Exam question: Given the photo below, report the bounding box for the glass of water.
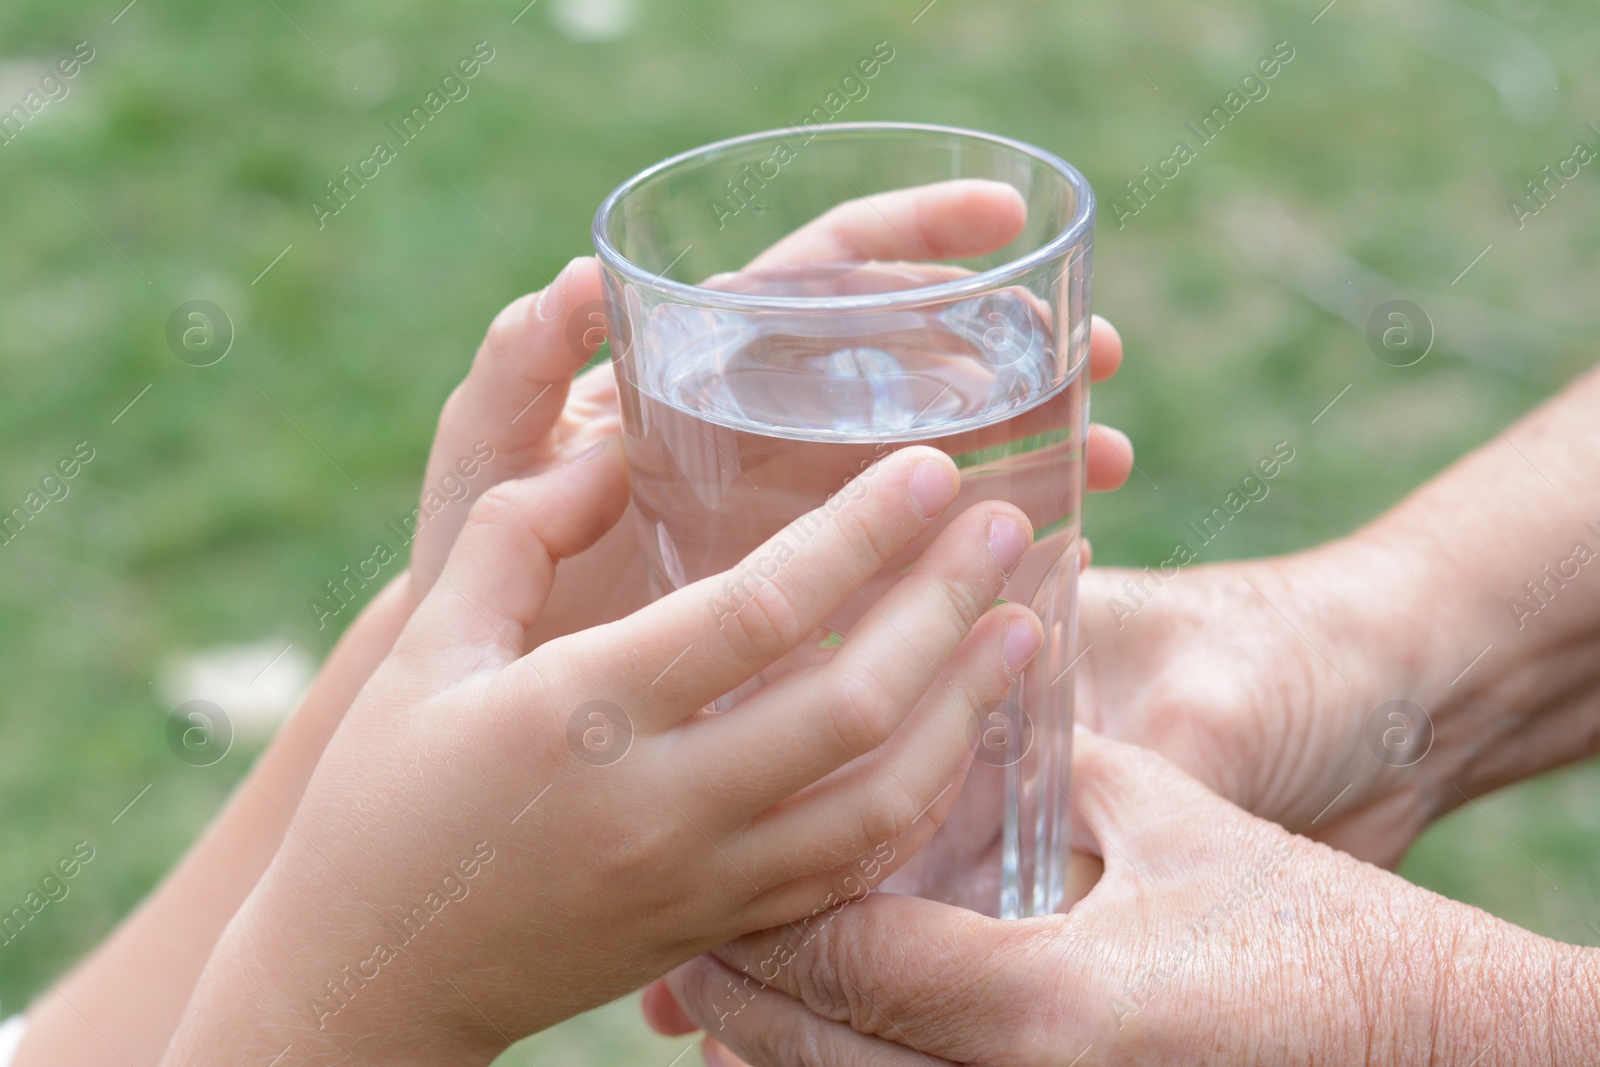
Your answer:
[592,122,1094,919]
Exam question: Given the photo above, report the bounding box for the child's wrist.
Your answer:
[167,890,505,1067]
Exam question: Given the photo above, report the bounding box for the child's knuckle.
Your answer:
[822,665,901,756]
[830,498,902,569]
[480,293,536,366]
[464,482,525,530]
[857,775,920,851]
[930,569,992,632]
[724,580,808,660]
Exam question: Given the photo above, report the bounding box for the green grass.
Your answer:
[2,0,1598,1056]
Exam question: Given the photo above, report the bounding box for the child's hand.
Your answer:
[162,442,1042,1067]
[407,180,1133,643]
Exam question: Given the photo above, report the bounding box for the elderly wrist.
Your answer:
[1421,914,1600,1066]
[1298,529,1456,699]
[1337,874,1600,1067]
[1345,473,1600,808]
[1310,528,1492,814]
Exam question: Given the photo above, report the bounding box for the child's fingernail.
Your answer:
[988,515,1028,579]
[536,257,586,322]
[1101,425,1133,459]
[1002,619,1042,675]
[908,459,958,520]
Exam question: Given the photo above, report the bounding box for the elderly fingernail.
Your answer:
[536,257,585,322]
[988,515,1028,578]
[1003,619,1042,675]
[909,459,958,520]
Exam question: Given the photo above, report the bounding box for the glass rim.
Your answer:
[591,121,1095,313]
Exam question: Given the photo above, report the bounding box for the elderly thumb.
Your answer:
[1068,725,1233,879]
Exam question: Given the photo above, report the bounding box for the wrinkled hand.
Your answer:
[630,543,1440,1019]
[1076,541,1445,870]
[658,730,1600,1067]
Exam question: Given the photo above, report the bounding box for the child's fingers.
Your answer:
[410,256,605,594]
[403,438,630,669]
[733,765,967,934]
[1084,316,1130,493]
[1086,424,1134,492]
[1089,314,1122,383]
[524,446,961,726]
[675,502,1031,825]
[454,256,605,450]
[745,179,1026,270]
[565,357,623,418]
[735,604,1042,885]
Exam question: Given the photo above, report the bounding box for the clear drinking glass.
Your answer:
[592,122,1094,919]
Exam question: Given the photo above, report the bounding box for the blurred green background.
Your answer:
[1,0,1597,1058]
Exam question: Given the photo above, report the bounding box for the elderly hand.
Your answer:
[643,325,1600,1067]
[1074,542,1441,870]
[661,730,1600,1067]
